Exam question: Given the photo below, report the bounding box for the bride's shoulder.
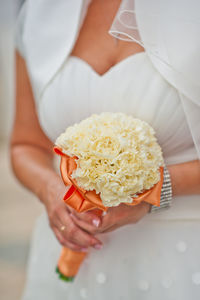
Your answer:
[15,0,84,98]
[15,0,83,56]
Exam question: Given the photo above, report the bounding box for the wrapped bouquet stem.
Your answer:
[54,113,164,280]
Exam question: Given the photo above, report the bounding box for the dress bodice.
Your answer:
[37,52,198,165]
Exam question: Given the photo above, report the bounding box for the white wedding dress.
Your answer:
[20,50,200,300]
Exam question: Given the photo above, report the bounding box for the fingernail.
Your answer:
[94,244,102,250]
[81,248,88,252]
[92,219,100,227]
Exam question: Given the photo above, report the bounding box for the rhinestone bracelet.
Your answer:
[150,166,172,213]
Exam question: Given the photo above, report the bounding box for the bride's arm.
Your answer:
[11,52,57,199]
[168,160,200,196]
[10,51,102,251]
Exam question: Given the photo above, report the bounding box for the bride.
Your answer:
[11,0,200,299]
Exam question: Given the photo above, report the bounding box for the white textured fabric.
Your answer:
[15,1,200,299]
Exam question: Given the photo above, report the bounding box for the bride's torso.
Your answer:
[17,3,200,299]
[27,0,199,219]
[38,51,200,220]
[39,51,197,166]
[35,0,198,164]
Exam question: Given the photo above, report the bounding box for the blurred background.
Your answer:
[0,1,43,299]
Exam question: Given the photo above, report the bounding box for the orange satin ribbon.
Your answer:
[54,146,164,277]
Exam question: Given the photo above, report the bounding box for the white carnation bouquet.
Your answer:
[54,112,164,281]
[55,112,164,207]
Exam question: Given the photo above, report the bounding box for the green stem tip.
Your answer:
[56,266,74,282]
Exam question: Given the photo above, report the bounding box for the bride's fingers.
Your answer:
[70,213,100,235]
[96,205,130,232]
[69,207,120,234]
[68,207,101,228]
[98,203,151,234]
[58,210,103,249]
[53,227,88,252]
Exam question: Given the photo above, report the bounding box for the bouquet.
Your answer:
[54,112,164,281]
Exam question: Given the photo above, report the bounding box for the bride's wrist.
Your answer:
[36,171,66,208]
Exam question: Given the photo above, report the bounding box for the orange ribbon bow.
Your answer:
[54,146,164,278]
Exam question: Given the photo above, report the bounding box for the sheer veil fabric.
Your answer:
[110,0,200,160]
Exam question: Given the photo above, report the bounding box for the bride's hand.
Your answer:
[98,202,150,233]
[70,202,150,235]
[41,174,103,251]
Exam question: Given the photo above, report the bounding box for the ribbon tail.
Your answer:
[63,185,85,211]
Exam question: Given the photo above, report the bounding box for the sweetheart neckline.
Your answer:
[69,51,146,78]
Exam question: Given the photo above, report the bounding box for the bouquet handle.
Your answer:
[57,247,87,280]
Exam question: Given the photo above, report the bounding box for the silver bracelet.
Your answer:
[150,166,172,213]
